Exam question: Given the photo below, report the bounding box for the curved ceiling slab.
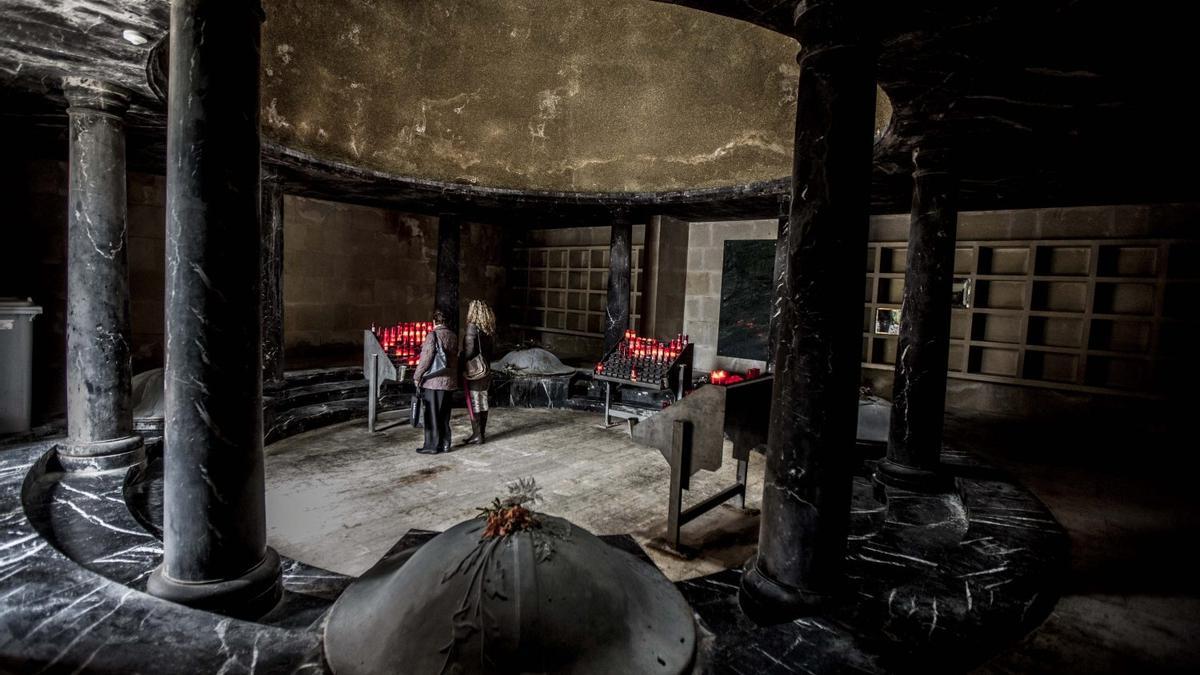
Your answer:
[261,0,804,194]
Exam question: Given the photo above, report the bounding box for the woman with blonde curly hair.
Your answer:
[459,299,496,445]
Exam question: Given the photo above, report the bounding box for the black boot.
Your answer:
[474,411,488,445]
[462,418,480,446]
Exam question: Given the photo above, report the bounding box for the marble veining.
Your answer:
[603,221,632,353]
[0,441,335,673]
[680,455,1067,674]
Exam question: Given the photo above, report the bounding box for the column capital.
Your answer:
[62,77,131,116]
[793,0,873,48]
[261,166,283,187]
[609,206,635,225]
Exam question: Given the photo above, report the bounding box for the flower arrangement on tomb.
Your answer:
[477,476,543,538]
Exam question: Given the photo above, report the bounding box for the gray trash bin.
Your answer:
[0,298,43,435]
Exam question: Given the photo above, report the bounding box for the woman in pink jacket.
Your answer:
[412,310,459,454]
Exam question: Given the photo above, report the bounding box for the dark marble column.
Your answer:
[435,216,462,333]
[261,174,285,385]
[604,219,633,353]
[766,207,789,371]
[876,146,959,492]
[740,0,877,621]
[59,78,145,472]
[147,0,282,618]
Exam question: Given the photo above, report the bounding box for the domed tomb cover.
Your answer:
[324,480,697,674]
[492,348,577,376]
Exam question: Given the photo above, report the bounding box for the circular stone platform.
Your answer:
[2,404,1067,673]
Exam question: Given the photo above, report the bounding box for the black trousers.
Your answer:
[421,389,452,451]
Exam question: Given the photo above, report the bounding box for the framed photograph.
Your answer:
[951,277,973,309]
[874,307,901,335]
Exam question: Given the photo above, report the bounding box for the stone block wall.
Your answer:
[282,195,439,361]
[460,220,510,337]
[1,159,167,422]
[682,203,1198,423]
[683,219,779,373]
[126,174,167,373]
[508,225,646,362]
[4,156,504,420]
[862,202,1199,416]
[519,225,643,249]
[3,159,71,421]
[282,202,506,363]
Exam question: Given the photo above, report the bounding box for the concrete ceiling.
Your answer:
[1,0,1197,224]
[262,0,818,194]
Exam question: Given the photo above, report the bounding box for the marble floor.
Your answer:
[955,413,1200,674]
[264,407,766,581]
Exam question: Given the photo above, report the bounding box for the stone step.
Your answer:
[267,379,369,409]
[265,395,411,445]
[269,366,364,391]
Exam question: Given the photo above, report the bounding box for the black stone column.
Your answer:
[740,0,877,621]
[603,219,633,353]
[875,146,958,492]
[766,207,789,370]
[261,174,285,385]
[147,0,282,618]
[435,216,462,333]
[60,78,145,472]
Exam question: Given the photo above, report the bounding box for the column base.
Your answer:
[738,555,830,624]
[873,458,955,493]
[57,434,145,472]
[147,548,283,619]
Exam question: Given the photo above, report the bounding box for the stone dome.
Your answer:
[323,514,697,674]
[493,348,577,376]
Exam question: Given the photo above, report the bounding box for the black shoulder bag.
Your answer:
[421,331,449,384]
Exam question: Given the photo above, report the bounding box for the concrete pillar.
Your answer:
[876,146,958,492]
[60,78,145,472]
[740,0,877,621]
[435,216,462,333]
[604,219,633,353]
[641,216,689,340]
[147,0,282,618]
[261,174,285,384]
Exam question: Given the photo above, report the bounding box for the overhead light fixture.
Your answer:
[122,29,149,46]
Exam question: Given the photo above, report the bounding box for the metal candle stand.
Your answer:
[592,330,770,554]
[363,325,433,432]
[592,334,695,428]
[627,375,772,553]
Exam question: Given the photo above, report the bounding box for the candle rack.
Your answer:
[592,330,694,427]
[362,321,434,432]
